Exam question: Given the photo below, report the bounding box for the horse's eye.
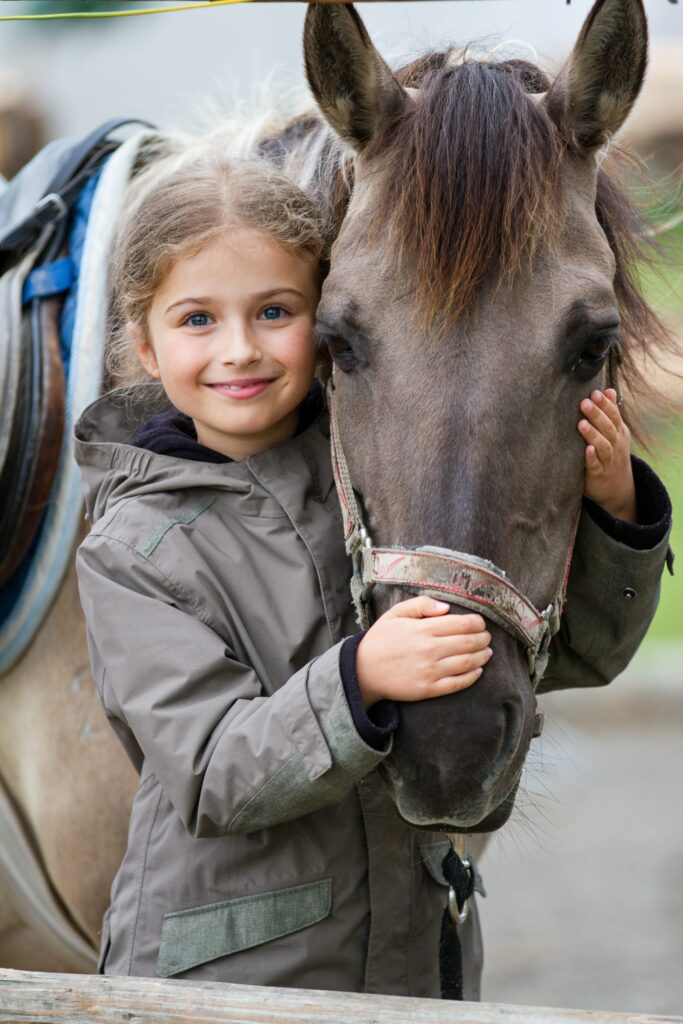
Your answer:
[316,325,357,373]
[571,332,619,381]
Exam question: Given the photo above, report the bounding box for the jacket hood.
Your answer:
[74,384,328,525]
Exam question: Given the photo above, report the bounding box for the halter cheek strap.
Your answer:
[327,376,580,684]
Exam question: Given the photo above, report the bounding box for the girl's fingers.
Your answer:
[441,629,491,653]
[385,595,450,620]
[580,397,618,444]
[432,630,491,657]
[592,389,623,430]
[578,418,612,462]
[422,613,488,636]
[436,648,493,678]
[430,668,485,694]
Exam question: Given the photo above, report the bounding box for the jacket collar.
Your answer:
[74,383,333,525]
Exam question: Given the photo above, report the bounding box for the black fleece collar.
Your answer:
[128,380,325,464]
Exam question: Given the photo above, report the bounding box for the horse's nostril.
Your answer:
[482,700,522,793]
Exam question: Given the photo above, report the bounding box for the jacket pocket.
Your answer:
[156,878,332,978]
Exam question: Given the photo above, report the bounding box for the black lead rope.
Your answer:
[439,849,485,1001]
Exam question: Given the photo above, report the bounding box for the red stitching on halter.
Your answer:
[371,573,540,642]
[372,548,534,608]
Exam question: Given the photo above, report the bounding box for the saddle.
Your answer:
[0,119,153,588]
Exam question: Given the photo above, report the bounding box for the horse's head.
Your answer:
[304,0,650,831]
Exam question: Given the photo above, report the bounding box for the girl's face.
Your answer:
[135,228,320,460]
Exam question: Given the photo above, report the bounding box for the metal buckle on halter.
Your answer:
[348,527,375,626]
[352,528,375,601]
[448,858,471,925]
[527,601,555,677]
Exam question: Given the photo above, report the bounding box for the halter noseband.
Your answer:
[327,376,580,684]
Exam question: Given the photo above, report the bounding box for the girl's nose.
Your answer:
[220,323,261,365]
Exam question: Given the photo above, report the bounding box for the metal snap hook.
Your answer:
[448,885,470,925]
[447,857,472,925]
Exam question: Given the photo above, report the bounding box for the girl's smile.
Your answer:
[205,378,278,399]
[134,227,319,460]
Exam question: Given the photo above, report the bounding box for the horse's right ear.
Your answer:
[304,3,408,152]
[544,0,648,157]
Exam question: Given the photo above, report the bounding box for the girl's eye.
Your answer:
[184,312,212,329]
[261,305,286,321]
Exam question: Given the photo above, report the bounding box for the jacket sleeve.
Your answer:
[76,532,391,838]
[537,458,672,694]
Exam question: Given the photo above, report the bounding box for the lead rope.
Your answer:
[439,846,486,1000]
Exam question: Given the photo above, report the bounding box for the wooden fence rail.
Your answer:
[0,970,682,1024]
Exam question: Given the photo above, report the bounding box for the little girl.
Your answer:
[75,151,671,996]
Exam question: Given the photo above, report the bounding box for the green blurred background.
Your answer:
[641,219,682,639]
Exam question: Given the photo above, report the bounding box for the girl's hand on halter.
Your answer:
[578,388,637,524]
[355,597,491,709]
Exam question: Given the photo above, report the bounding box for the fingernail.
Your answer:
[582,400,593,412]
[593,390,603,401]
[475,668,483,677]
[579,420,589,430]
[434,601,450,610]
[485,647,493,656]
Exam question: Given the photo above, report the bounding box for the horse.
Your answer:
[0,0,672,975]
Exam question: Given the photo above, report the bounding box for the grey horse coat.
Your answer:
[74,385,670,995]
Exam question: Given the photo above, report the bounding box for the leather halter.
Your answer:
[327,376,580,683]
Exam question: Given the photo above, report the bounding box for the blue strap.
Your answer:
[22,257,75,303]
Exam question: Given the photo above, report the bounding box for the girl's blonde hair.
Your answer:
[107,151,326,390]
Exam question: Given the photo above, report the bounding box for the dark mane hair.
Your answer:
[354,52,677,437]
[595,147,678,436]
[366,56,563,328]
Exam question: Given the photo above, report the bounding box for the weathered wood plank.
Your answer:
[0,970,682,1024]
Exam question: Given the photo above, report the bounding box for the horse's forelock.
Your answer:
[363,58,565,331]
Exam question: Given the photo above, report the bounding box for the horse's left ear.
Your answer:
[303,3,408,152]
[544,0,648,156]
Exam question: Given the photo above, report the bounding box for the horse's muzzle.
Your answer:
[379,620,536,832]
